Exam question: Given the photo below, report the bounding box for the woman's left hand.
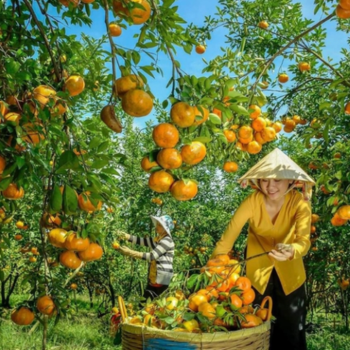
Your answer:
[269,243,294,261]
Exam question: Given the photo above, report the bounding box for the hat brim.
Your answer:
[150,216,172,236]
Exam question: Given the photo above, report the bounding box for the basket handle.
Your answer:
[118,295,128,322]
[260,296,273,321]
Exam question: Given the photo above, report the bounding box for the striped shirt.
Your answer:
[128,234,175,285]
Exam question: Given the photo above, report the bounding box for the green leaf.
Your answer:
[50,185,63,213]
[209,113,221,125]
[230,104,249,116]
[63,185,78,215]
[192,137,212,144]
[56,150,81,174]
[89,137,101,148]
[5,59,20,74]
[98,141,109,153]
[0,177,12,191]
[90,158,109,169]
[186,274,199,290]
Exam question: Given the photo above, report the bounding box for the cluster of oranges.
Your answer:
[141,102,209,201]
[113,0,151,25]
[129,254,271,332]
[331,204,350,227]
[218,104,282,157]
[280,114,307,133]
[336,0,350,19]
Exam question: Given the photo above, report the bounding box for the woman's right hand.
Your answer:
[116,231,130,241]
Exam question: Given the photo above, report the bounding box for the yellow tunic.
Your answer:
[212,190,311,295]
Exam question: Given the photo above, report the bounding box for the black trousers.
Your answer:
[143,284,168,300]
[253,269,307,350]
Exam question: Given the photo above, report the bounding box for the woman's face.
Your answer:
[155,222,166,235]
[259,179,291,202]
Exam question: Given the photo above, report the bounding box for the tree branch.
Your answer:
[22,0,60,82]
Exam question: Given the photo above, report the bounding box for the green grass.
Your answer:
[1,295,349,350]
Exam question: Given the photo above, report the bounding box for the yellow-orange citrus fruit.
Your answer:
[4,112,21,125]
[258,20,269,29]
[157,148,183,169]
[170,102,195,128]
[152,123,179,148]
[33,85,56,108]
[337,205,350,220]
[59,250,82,269]
[195,45,206,54]
[36,296,56,316]
[223,129,237,143]
[148,170,175,193]
[141,156,158,172]
[64,233,90,252]
[121,89,153,117]
[181,141,206,165]
[21,123,45,144]
[261,127,276,142]
[249,105,261,119]
[170,179,198,201]
[0,101,8,116]
[11,307,35,326]
[114,75,144,96]
[331,213,347,226]
[193,106,209,126]
[109,23,122,37]
[2,183,24,200]
[272,121,282,133]
[336,4,350,19]
[78,242,103,262]
[238,125,253,139]
[340,0,350,10]
[0,156,6,174]
[278,73,289,83]
[247,140,262,154]
[298,62,311,72]
[64,75,85,97]
[223,161,238,173]
[251,117,266,132]
[48,228,67,248]
[78,192,102,212]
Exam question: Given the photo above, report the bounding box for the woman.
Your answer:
[212,148,314,350]
[117,215,175,299]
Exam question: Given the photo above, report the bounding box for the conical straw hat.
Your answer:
[238,148,315,200]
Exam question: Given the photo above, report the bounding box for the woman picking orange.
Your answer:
[212,148,314,350]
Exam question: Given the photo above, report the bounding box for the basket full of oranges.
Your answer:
[120,254,273,350]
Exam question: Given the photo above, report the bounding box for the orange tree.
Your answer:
[1,0,350,346]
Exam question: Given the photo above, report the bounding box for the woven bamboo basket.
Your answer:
[121,321,270,350]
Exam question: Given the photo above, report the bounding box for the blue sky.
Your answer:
[41,1,348,128]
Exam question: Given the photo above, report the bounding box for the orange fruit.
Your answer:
[188,294,207,312]
[141,156,158,172]
[311,214,320,223]
[238,126,253,139]
[278,73,289,83]
[59,250,82,269]
[261,127,276,142]
[195,45,206,54]
[230,294,243,309]
[241,314,263,328]
[170,102,195,128]
[2,183,24,200]
[109,23,122,37]
[78,242,103,262]
[48,228,67,248]
[340,0,350,10]
[331,213,347,226]
[64,233,90,252]
[223,161,238,173]
[170,179,198,201]
[32,85,56,108]
[11,307,35,326]
[241,288,255,305]
[148,170,175,193]
[180,141,206,165]
[272,121,282,133]
[78,192,102,212]
[64,75,85,97]
[198,302,216,319]
[336,4,350,19]
[152,123,179,148]
[258,20,268,29]
[235,276,251,293]
[337,205,350,220]
[0,156,6,174]
[247,140,262,155]
[156,148,182,169]
[239,134,253,145]
[193,106,209,126]
[298,62,311,72]
[249,105,261,119]
[114,74,144,96]
[251,117,266,132]
[36,296,56,316]
[0,100,8,116]
[4,112,21,125]
[121,89,153,117]
[223,129,236,143]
